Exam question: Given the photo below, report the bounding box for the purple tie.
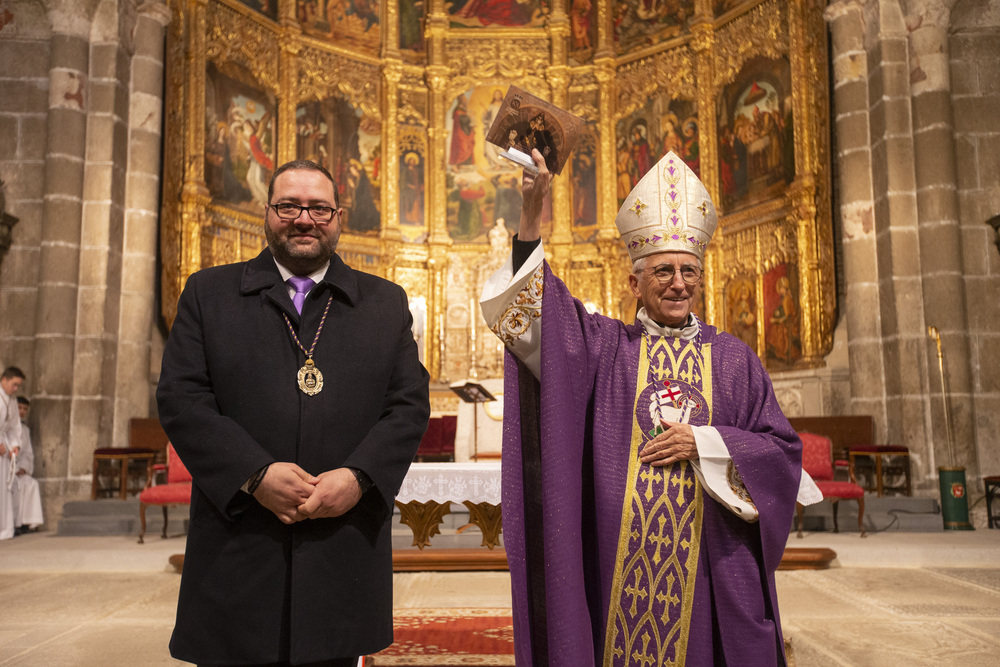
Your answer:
[287,276,315,315]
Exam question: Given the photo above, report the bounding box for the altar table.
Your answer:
[395,462,502,550]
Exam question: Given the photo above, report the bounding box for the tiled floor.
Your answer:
[0,530,997,665]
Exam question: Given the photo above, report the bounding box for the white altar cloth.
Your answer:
[396,462,502,505]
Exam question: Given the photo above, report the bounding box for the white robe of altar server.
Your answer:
[15,422,43,528]
[0,391,22,540]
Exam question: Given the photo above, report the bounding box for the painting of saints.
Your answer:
[616,135,632,202]
[716,59,794,211]
[681,117,700,177]
[204,65,276,213]
[726,278,757,351]
[449,0,544,26]
[482,89,506,169]
[492,173,523,235]
[450,172,487,241]
[449,95,475,166]
[344,158,380,233]
[628,121,651,187]
[400,152,424,226]
[570,0,593,50]
[764,265,801,367]
[572,150,597,229]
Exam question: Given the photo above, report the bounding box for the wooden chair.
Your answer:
[137,443,192,544]
[91,418,170,500]
[797,432,866,538]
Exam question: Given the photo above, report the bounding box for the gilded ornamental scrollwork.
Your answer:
[712,0,789,88]
[161,0,835,375]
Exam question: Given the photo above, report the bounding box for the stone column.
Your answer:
[825,0,889,438]
[114,1,172,452]
[33,0,97,499]
[903,0,978,477]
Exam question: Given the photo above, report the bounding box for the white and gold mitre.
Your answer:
[614,151,718,263]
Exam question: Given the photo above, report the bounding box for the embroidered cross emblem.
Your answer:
[631,632,657,667]
[630,198,648,216]
[659,380,682,406]
[625,566,648,617]
[677,473,694,505]
[655,573,680,624]
[648,515,672,565]
[640,467,660,502]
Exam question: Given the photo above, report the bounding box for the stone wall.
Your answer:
[825,0,999,496]
[0,0,169,525]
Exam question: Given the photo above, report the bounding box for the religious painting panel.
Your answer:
[571,125,599,243]
[297,0,380,51]
[233,0,278,20]
[716,56,794,215]
[446,0,549,28]
[204,62,276,214]
[567,0,596,64]
[398,124,427,243]
[446,86,551,243]
[613,0,695,54]
[399,0,425,52]
[763,262,801,369]
[296,96,381,235]
[724,276,758,353]
[615,96,698,205]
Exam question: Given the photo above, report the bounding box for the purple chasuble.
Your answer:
[500,263,801,666]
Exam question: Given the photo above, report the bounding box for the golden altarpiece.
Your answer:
[160,0,836,405]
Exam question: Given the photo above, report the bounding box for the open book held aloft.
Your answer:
[484,86,585,176]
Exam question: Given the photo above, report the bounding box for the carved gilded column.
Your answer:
[788,0,831,366]
[547,6,573,249]
[180,0,209,285]
[277,13,301,167]
[690,19,718,325]
[381,62,404,245]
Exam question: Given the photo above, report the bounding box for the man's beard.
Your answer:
[265,224,340,267]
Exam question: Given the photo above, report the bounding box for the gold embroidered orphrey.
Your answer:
[297,358,324,396]
[603,334,713,666]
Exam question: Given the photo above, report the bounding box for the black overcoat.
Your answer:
[156,248,430,665]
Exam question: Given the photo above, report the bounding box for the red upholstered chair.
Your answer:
[797,432,866,538]
[138,443,192,544]
[415,415,457,462]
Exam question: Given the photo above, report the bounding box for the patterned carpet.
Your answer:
[374,608,515,666]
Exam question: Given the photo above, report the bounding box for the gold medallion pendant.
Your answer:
[297,358,324,396]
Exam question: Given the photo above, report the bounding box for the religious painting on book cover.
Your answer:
[725,276,758,353]
[763,263,801,368]
[204,63,276,213]
[297,0,380,50]
[716,56,795,214]
[446,0,549,27]
[296,96,381,235]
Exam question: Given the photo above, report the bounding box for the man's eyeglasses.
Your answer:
[269,202,338,223]
[646,263,703,285]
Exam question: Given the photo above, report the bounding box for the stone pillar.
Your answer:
[33,0,97,500]
[904,0,978,477]
[114,1,171,450]
[864,0,939,479]
[825,0,889,438]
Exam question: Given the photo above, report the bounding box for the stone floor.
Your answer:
[0,530,996,666]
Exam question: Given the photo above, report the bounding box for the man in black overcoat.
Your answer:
[157,159,430,666]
